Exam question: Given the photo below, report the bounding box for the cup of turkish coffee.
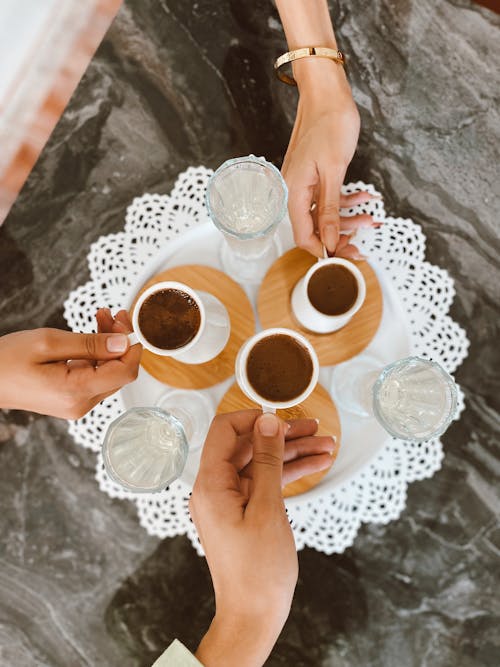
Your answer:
[235,327,319,411]
[131,281,230,364]
[291,258,366,334]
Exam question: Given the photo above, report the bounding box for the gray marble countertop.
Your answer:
[1,1,499,665]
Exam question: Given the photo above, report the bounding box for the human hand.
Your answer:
[282,65,380,258]
[191,410,336,667]
[0,309,141,419]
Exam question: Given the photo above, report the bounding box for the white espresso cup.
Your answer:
[291,257,366,334]
[129,281,230,364]
[235,327,319,413]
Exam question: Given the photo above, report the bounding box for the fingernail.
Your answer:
[319,457,333,470]
[314,418,320,425]
[322,224,338,250]
[258,413,279,436]
[106,334,128,353]
[285,423,291,433]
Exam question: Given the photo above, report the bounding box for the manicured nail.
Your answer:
[319,458,333,470]
[106,334,128,353]
[323,224,338,250]
[258,413,279,436]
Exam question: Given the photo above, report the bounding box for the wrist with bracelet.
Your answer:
[274,46,346,86]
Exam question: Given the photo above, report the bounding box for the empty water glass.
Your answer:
[102,407,189,493]
[155,389,213,451]
[205,154,288,284]
[331,356,458,441]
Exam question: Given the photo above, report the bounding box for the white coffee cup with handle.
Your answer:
[291,257,366,334]
[129,280,230,364]
[235,327,319,414]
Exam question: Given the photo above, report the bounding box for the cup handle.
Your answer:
[128,332,140,346]
[262,405,276,415]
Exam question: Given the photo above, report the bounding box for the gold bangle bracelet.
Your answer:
[274,46,345,86]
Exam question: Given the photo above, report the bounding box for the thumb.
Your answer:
[250,413,286,503]
[317,171,343,254]
[34,329,130,362]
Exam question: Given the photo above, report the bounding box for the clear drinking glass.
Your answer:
[102,407,189,493]
[205,155,288,284]
[155,389,213,451]
[331,356,458,441]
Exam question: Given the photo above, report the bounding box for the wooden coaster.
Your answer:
[131,265,256,389]
[217,383,341,498]
[257,248,383,366]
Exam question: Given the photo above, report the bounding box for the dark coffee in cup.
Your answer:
[138,288,201,350]
[246,334,313,402]
[307,264,358,316]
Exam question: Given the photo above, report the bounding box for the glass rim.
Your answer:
[205,155,289,240]
[372,356,458,442]
[102,406,188,493]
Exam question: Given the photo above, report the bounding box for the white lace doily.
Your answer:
[64,167,469,555]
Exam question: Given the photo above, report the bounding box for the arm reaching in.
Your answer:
[276,0,377,257]
[0,309,141,419]
[191,411,335,667]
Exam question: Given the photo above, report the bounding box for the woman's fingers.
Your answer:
[285,160,324,257]
[339,190,380,208]
[239,433,336,479]
[284,418,319,440]
[287,184,324,257]
[281,435,337,462]
[282,453,333,487]
[96,307,114,333]
[336,243,366,260]
[233,418,319,471]
[113,309,134,333]
[339,214,379,232]
[317,167,344,255]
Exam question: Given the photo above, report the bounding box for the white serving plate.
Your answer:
[121,221,410,501]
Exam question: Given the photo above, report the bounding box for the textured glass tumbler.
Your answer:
[102,407,189,493]
[155,388,213,451]
[331,356,458,441]
[205,155,288,284]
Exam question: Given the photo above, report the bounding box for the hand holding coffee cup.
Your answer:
[131,281,230,364]
[291,257,366,334]
[235,328,319,413]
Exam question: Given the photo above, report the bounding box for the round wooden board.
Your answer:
[131,265,256,389]
[217,382,341,498]
[257,248,383,366]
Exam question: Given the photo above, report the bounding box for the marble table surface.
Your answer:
[1,1,499,665]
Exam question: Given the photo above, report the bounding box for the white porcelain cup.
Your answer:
[291,258,366,334]
[235,327,319,413]
[129,281,230,364]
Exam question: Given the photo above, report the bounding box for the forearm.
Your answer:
[275,0,337,48]
[195,613,281,667]
[275,0,348,94]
